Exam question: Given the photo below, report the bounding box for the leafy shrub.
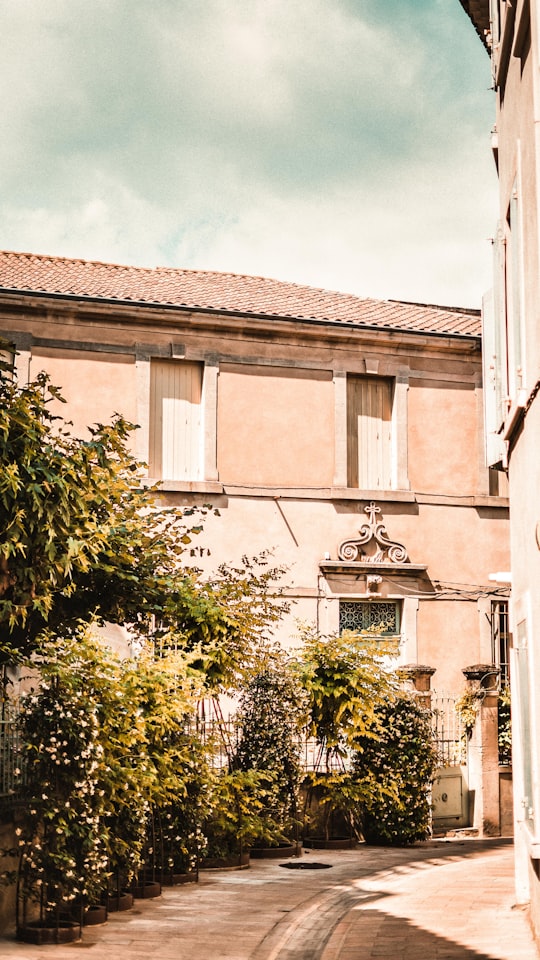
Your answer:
[353,693,437,845]
[498,686,512,765]
[293,627,398,764]
[202,769,280,858]
[234,660,305,843]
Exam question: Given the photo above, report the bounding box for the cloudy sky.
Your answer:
[2,0,496,308]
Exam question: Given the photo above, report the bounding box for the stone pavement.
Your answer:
[0,838,538,960]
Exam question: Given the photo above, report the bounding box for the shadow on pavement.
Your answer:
[331,905,509,960]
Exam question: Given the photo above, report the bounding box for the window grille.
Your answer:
[491,599,510,686]
[339,600,400,636]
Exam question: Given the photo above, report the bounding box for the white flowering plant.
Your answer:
[102,650,207,888]
[234,654,306,845]
[6,628,211,922]
[14,632,113,922]
[353,693,438,845]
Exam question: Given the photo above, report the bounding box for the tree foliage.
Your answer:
[293,626,399,763]
[0,369,287,681]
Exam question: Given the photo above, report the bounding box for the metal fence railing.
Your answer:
[431,692,465,767]
[0,697,25,799]
[0,691,467,800]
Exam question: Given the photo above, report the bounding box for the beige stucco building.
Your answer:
[459,0,540,937]
[0,250,509,708]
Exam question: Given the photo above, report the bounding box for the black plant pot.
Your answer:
[131,880,162,899]
[302,837,357,849]
[83,904,108,926]
[249,842,299,859]
[200,851,250,870]
[17,920,81,945]
[104,891,134,912]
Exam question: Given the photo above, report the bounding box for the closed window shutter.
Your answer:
[508,184,524,396]
[149,360,202,480]
[482,288,507,467]
[347,376,393,489]
[492,221,509,428]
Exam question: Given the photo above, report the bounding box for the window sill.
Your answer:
[522,822,540,860]
[221,484,415,502]
[142,478,225,494]
[140,482,509,508]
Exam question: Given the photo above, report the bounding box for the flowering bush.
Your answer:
[7,629,208,921]
[353,693,437,845]
[234,658,305,844]
[109,651,208,884]
[498,686,512,765]
[15,632,113,919]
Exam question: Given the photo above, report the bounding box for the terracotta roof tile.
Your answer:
[0,250,481,338]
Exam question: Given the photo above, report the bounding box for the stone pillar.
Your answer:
[462,664,501,837]
[398,664,436,709]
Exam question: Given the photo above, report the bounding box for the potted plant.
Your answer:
[233,659,305,856]
[149,733,212,885]
[201,767,279,868]
[293,626,397,846]
[353,692,438,845]
[11,632,111,943]
[107,649,205,899]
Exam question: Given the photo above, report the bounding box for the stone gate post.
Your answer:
[462,664,501,837]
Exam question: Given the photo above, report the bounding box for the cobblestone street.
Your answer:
[0,839,537,960]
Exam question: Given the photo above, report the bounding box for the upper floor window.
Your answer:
[488,467,509,497]
[347,376,393,490]
[483,192,526,460]
[149,360,203,480]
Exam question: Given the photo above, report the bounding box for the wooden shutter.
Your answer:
[347,376,392,489]
[492,221,509,428]
[149,360,202,480]
[508,184,524,397]
[482,288,507,467]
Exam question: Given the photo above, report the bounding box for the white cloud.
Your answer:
[0,0,497,307]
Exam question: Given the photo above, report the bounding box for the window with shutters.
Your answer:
[483,186,526,460]
[149,360,203,480]
[515,620,534,827]
[347,376,393,489]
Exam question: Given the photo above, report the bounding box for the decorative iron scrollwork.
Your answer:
[338,502,409,564]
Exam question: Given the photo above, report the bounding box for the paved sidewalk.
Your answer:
[0,838,537,960]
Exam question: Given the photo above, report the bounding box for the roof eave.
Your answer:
[0,286,481,345]
[458,0,491,52]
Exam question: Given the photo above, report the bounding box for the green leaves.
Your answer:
[293,626,398,759]
[353,694,438,845]
[11,627,210,908]
[234,660,306,841]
